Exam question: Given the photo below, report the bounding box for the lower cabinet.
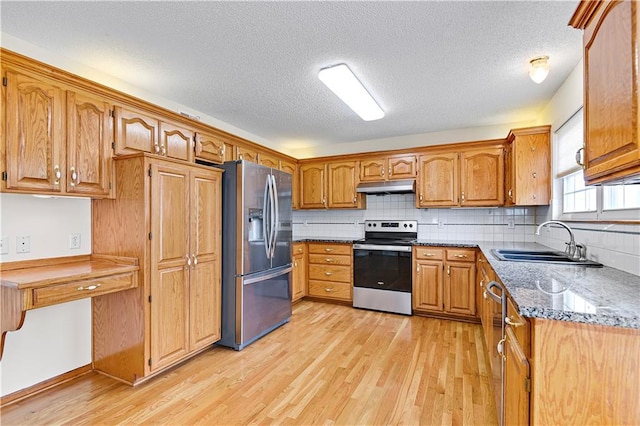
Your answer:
[413,246,476,318]
[306,243,352,302]
[92,154,222,384]
[504,296,531,426]
[292,242,307,302]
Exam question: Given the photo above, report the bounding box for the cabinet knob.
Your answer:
[419,194,423,202]
[381,168,385,176]
[192,254,198,268]
[70,166,78,187]
[154,144,160,154]
[353,196,357,204]
[532,172,537,178]
[461,192,465,203]
[508,189,513,200]
[53,165,61,185]
[388,167,392,176]
[161,145,167,156]
[447,265,450,276]
[416,264,420,272]
[505,316,525,327]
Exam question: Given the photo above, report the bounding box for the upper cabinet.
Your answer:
[113,106,160,156]
[505,126,550,206]
[2,67,113,198]
[258,152,279,169]
[235,146,258,163]
[570,0,640,184]
[159,120,193,162]
[417,146,504,208]
[299,162,327,209]
[299,160,365,210]
[194,131,226,164]
[279,159,299,210]
[359,155,416,182]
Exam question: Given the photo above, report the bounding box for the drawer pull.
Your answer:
[423,252,435,257]
[454,254,468,258]
[505,316,525,328]
[324,272,333,276]
[325,258,333,262]
[77,284,101,291]
[325,248,333,252]
[324,288,334,292]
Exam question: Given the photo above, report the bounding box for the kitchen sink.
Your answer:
[490,249,603,267]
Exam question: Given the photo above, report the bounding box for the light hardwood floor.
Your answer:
[1,301,497,425]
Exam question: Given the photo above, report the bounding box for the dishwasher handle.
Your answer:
[485,280,504,304]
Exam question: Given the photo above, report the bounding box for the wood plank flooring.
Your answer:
[1,301,497,425]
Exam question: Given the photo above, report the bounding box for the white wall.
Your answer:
[0,194,92,396]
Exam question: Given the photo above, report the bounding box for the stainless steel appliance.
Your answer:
[352,220,416,315]
[485,280,506,426]
[217,160,292,350]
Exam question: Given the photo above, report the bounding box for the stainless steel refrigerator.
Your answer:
[218,160,292,350]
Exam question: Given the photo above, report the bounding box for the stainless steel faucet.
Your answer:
[535,220,583,259]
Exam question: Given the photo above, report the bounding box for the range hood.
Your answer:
[356,179,416,195]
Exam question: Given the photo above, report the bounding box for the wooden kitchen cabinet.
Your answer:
[412,246,476,319]
[306,243,352,302]
[113,105,160,156]
[327,161,365,209]
[503,296,531,426]
[235,146,258,163]
[258,152,280,169]
[299,162,326,208]
[194,131,226,164]
[417,146,504,208]
[291,242,307,302]
[158,120,193,162]
[279,159,299,210]
[92,154,222,384]
[2,67,113,198]
[477,251,496,349]
[359,154,417,182]
[505,126,550,206]
[570,0,640,184]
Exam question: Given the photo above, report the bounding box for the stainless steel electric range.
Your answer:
[352,220,417,315]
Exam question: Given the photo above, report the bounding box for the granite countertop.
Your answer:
[295,238,640,329]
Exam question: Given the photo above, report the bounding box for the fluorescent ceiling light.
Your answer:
[318,64,385,121]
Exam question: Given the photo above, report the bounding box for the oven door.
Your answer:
[352,244,412,315]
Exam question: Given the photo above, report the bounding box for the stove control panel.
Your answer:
[364,220,417,233]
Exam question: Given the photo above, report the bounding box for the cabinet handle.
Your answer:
[154,144,160,154]
[423,252,434,257]
[77,284,101,291]
[575,147,584,168]
[483,290,488,299]
[461,192,465,203]
[69,166,78,187]
[532,172,537,178]
[322,197,326,205]
[324,288,334,292]
[497,338,506,361]
[416,264,421,272]
[221,145,225,157]
[325,248,333,252]
[325,258,333,262]
[294,260,298,267]
[381,168,385,176]
[324,272,333,276]
[353,196,357,204]
[508,189,513,200]
[192,254,198,268]
[447,265,450,276]
[161,145,167,156]
[186,254,192,267]
[505,316,525,328]
[239,154,244,160]
[480,279,484,288]
[53,165,62,185]
[454,254,468,258]
[419,194,423,202]
[388,167,392,177]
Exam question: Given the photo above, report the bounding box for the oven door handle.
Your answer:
[485,280,504,304]
[353,244,412,252]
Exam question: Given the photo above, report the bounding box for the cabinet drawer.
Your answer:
[308,264,351,283]
[308,280,352,301]
[292,243,306,255]
[308,253,351,266]
[414,247,444,260]
[446,248,476,262]
[506,296,530,356]
[30,272,137,309]
[308,243,352,255]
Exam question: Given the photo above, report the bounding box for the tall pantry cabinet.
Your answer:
[92,153,222,384]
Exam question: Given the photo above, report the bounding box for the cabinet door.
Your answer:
[413,259,444,312]
[504,326,530,426]
[505,142,515,206]
[299,163,326,209]
[460,148,504,206]
[114,106,159,156]
[194,132,225,164]
[188,169,222,351]
[510,129,551,205]
[445,261,476,316]
[66,90,113,197]
[236,146,258,163]
[259,153,280,169]
[4,69,65,192]
[292,252,306,302]
[582,1,640,184]
[150,162,190,370]
[417,152,458,207]
[388,155,417,180]
[280,159,299,210]
[159,121,193,161]
[359,158,386,181]
[327,161,360,208]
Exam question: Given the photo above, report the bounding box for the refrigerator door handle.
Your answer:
[262,175,271,258]
[269,173,279,259]
[242,265,293,285]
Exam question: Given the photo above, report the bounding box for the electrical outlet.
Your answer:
[438,220,445,228]
[16,235,30,253]
[70,233,81,249]
[303,220,308,227]
[0,236,8,255]
[507,219,515,229]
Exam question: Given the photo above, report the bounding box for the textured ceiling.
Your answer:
[1,1,582,153]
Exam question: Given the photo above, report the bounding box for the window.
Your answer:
[555,108,640,221]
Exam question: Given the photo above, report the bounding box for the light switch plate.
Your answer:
[16,235,30,253]
[0,236,8,255]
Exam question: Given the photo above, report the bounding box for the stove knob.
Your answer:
[404,224,407,228]
[410,224,413,228]
[367,223,372,227]
[373,223,377,227]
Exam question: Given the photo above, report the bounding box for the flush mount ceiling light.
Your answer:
[529,56,550,84]
[318,63,385,121]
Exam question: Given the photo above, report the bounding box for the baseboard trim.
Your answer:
[0,364,92,407]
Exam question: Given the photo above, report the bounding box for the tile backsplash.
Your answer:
[292,193,640,276]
